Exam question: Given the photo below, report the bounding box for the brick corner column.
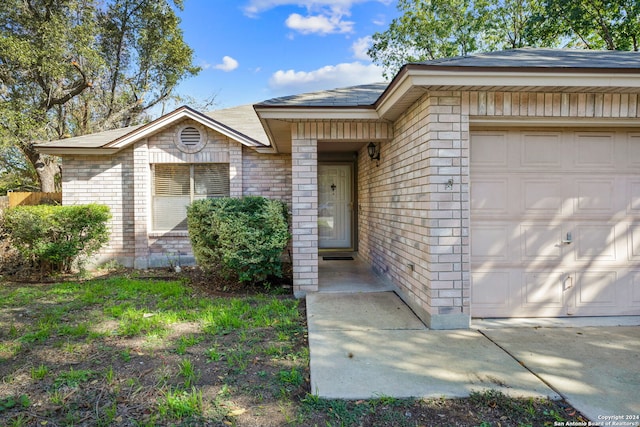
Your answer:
[291,136,318,297]
[133,140,150,269]
[229,143,243,197]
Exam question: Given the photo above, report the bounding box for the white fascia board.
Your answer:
[375,75,420,119]
[255,107,380,121]
[377,69,640,119]
[36,147,120,156]
[471,116,640,128]
[107,108,267,149]
[406,70,640,89]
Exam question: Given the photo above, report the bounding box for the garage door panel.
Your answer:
[521,224,562,260]
[523,272,564,308]
[520,133,562,169]
[470,177,509,215]
[628,223,640,260]
[471,270,510,309]
[522,178,565,215]
[471,225,511,261]
[573,132,616,169]
[574,225,617,261]
[632,272,640,306]
[470,132,508,169]
[574,178,615,215]
[628,134,640,168]
[628,180,640,213]
[574,271,618,309]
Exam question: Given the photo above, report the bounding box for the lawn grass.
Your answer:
[0,275,586,426]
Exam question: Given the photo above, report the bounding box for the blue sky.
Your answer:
[172,0,398,110]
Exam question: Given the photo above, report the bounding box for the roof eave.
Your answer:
[36,147,120,156]
[254,106,380,120]
[376,65,640,121]
[106,105,268,149]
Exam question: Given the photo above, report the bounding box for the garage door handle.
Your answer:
[563,275,573,290]
[562,232,572,244]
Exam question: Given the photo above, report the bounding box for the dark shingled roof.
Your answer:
[256,83,388,108]
[414,47,640,69]
[257,49,640,108]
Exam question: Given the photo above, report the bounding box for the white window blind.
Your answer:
[194,164,230,198]
[152,163,230,231]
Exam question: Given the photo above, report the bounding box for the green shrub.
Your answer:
[2,204,111,274]
[187,196,290,284]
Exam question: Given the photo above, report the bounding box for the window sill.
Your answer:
[149,230,189,238]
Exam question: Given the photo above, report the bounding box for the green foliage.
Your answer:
[369,0,640,78]
[530,0,640,51]
[0,395,30,413]
[158,387,203,419]
[0,0,199,191]
[2,204,111,274]
[54,368,95,389]
[187,196,291,284]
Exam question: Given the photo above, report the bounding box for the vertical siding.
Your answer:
[468,91,640,118]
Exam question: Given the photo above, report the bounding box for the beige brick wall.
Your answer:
[290,120,393,295]
[62,119,292,268]
[357,92,470,329]
[358,89,640,329]
[242,147,292,207]
[62,149,136,266]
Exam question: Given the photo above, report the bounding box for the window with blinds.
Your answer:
[152,163,230,231]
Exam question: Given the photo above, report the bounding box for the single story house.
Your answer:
[38,48,640,329]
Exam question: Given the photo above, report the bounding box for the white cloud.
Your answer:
[351,36,372,60]
[285,12,353,35]
[214,56,239,72]
[269,61,384,94]
[244,0,393,16]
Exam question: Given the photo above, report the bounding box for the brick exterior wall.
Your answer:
[290,120,392,296]
[63,118,294,269]
[61,88,640,328]
[242,147,292,207]
[62,149,135,266]
[357,92,470,329]
[358,90,640,329]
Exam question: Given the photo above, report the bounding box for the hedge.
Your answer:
[2,204,111,274]
[187,196,290,284]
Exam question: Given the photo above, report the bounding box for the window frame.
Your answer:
[151,163,229,232]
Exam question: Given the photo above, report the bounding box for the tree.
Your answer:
[531,0,640,51]
[0,0,199,192]
[368,0,639,78]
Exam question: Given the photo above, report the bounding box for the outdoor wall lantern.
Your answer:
[367,142,380,164]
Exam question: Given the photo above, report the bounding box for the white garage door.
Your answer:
[470,129,640,318]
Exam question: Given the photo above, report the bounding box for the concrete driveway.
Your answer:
[482,326,640,425]
[307,291,640,425]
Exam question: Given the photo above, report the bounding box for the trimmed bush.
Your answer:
[187,196,290,284]
[2,204,111,274]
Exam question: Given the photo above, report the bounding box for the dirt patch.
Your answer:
[0,272,588,426]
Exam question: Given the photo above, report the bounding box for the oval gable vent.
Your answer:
[180,126,201,146]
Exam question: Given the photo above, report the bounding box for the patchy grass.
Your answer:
[0,275,587,426]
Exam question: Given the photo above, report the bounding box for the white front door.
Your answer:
[318,164,353,249]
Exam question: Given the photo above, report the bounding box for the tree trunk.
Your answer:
[22,143,61,193]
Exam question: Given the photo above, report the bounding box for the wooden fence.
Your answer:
[7,192,62,207]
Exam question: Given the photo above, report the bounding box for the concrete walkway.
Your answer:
[307,291,559,400]
[310,256,640,424]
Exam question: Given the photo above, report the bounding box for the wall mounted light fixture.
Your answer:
[367,142,380,164]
